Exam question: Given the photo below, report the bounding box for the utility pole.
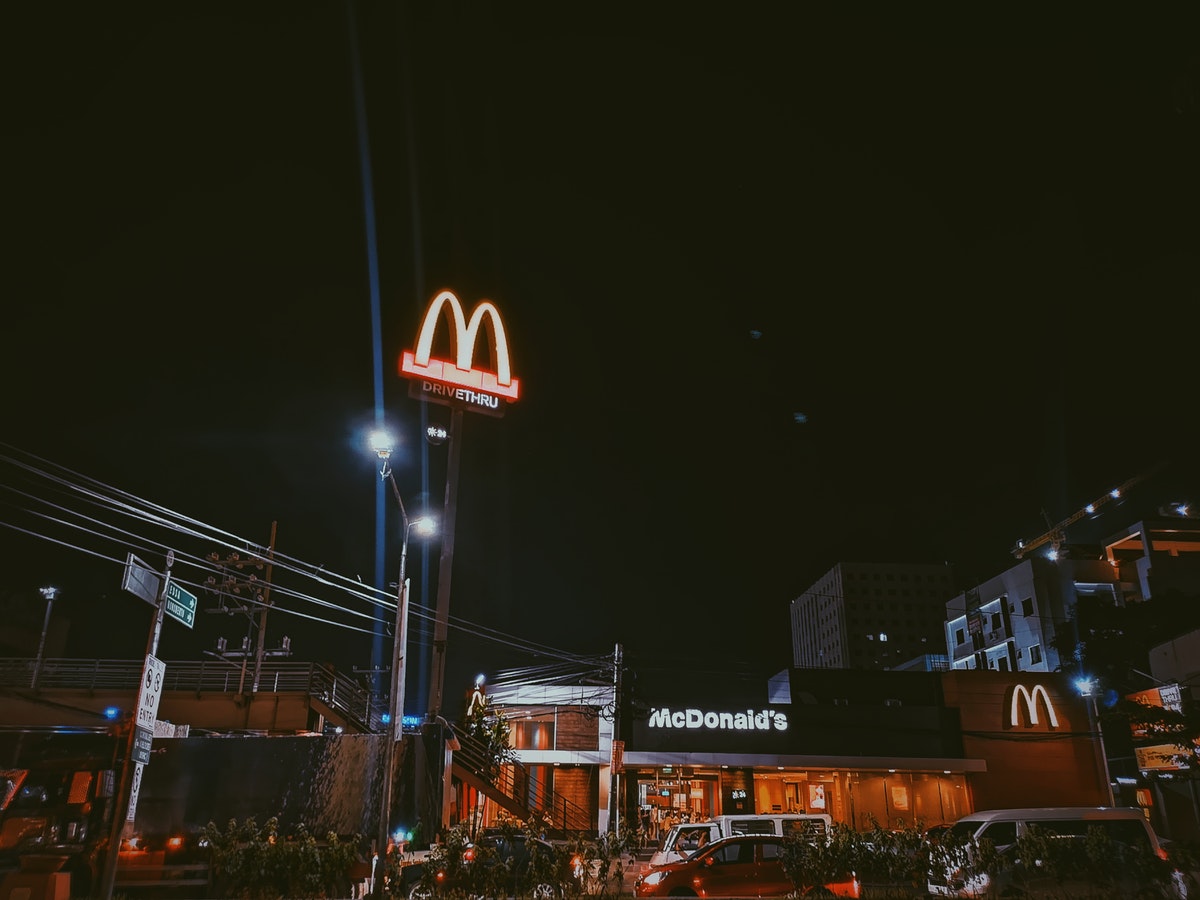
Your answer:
[202,548,267,703]
[609,642,623,833]
[251,522,278,694]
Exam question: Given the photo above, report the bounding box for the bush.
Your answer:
[927,821,1182,899]
[202,816,363,899]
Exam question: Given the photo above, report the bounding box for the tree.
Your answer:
[1057,590,1200,774]
[458,689,517,779]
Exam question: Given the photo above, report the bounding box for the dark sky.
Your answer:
[3,4,1199,706]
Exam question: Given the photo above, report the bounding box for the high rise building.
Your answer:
[790,562,956,670]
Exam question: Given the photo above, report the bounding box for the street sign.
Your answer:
[126,762,143,822]
[135,655,166,732]
[122,553,162,607]
[132,726,154,765]
[164,580,198,629]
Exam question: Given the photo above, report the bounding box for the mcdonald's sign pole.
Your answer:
[399,290,521,825]
[427,405,462,721]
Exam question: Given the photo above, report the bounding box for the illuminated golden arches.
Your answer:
[1010,683,1059,728]
[400,290,520,399]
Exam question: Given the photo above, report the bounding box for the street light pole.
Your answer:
[31,586,58,691]
[1077,678,1115,805]
[371,432,433,900]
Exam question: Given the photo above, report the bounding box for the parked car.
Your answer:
[407,832,583,899]
[634,833,860,898]
[927,806,1177,898]
[648,813,832,868]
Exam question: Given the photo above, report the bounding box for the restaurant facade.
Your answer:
[487,668,1112,836]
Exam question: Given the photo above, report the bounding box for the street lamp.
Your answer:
[31,586,58,691]
[370,430,435,899]
[1076,677,1116,805]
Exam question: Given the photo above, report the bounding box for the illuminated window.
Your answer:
[68,771,93,804]
[512,712,554,750]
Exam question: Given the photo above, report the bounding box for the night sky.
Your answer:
[3,4,1199,708]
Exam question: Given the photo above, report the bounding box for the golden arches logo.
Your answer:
[1009,683,1059,729]
[399,290,520,400]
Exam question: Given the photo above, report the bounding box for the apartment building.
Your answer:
[790,562,957,670]
[943,556,1120,673]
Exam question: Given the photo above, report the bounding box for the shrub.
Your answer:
[202,816,363,899]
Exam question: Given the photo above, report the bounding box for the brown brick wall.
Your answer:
[554,765,599,829]
[555,707,599,750]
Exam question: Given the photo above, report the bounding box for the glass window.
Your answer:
[511,714,554,750]
[1022,597,1034,616]
[711,842,753,864]
[980,821,1018,846]
[729,819,775,835]
[1030,645,1042,665]
[1035,820,1150,850]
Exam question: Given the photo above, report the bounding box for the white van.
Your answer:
[927,806,1171,898]
[647,813,832,868]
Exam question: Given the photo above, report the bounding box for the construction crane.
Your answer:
[1011,462,1167,559]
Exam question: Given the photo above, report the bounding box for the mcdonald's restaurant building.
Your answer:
[620,669,1109,831]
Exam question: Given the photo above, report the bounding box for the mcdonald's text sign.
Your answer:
[400,291,520,415]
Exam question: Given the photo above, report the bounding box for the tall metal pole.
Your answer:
[98,553,172,899]
[427,406,463,723]
[1088,694,1116,805]
[30,586,58,691]
[375,470,413,900]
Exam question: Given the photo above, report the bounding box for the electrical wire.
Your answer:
[0,442,612,672]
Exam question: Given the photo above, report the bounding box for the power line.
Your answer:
[0,443,600,669]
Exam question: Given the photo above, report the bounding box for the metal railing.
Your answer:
[0,657,381,734]
[453,729,593,837]
[3,657,598,837]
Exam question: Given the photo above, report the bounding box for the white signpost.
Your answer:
[136,655,166,730]
[127,655,166,821]
[126,762,144,822]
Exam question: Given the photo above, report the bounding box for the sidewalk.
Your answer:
[617,845,655,896]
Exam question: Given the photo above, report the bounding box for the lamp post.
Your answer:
[1076,678,1115,805]
[370,431,434,899]
[31,585,58,691]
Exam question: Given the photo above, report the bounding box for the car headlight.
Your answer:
[640,870,666,886]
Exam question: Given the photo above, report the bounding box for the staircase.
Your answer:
[451,730,593,837]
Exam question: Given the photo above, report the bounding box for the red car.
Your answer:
[633,833,860,898]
